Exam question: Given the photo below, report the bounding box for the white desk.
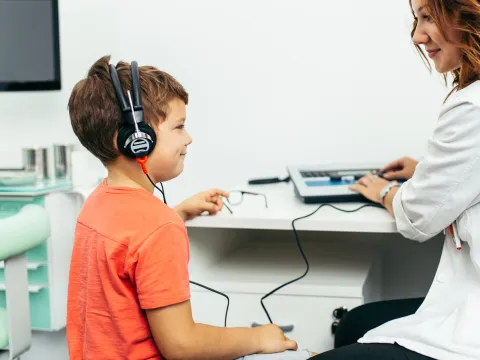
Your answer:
[185,182,443,353]
[187,182,396,233]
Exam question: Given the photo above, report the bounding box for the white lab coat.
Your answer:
[359,81,480,360]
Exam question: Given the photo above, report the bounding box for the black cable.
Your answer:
[144,168,378,327]
[190,280,230,327]
[260,202,382,324]
[146,173,167,204]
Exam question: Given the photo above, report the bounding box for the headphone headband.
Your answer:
[110,60,155,159]
[109,61,144,125]
[131,61,142,111]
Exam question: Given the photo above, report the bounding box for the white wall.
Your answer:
[0,0,451,205]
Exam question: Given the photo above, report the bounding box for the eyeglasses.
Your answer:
[222,190,268,214]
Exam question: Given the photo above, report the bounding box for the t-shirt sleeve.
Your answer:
[129,222,190,310]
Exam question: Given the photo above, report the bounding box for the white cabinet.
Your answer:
[0,190,80,331]
[188,228,381,353]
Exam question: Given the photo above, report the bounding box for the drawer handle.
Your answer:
[251,322,294,333]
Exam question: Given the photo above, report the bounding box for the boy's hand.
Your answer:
[254,324,298,354]
[175,189,229,221]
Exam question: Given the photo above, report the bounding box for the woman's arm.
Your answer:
[391,98,480,241]
[352,97,480,242]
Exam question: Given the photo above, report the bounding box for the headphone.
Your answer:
[109,60,166,203]
[109,61,156,159]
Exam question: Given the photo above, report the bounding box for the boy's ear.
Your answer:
[112,130,119,152]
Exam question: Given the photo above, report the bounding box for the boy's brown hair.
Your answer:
[68,55,189,163]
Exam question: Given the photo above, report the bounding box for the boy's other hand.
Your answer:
[175,189,229,221]
[254,324,298,354]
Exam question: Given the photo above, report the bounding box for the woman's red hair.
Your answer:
[410,0,480,98]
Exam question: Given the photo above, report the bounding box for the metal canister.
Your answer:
[22,147,48,181]
[53,144,74,179]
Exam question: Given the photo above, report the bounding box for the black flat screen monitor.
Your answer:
[0,0,61,91]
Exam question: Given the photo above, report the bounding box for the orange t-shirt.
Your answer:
[67,180,190,360]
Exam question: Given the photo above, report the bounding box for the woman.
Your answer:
[310,0,480,359]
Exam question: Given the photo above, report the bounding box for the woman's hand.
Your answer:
[175,189,229,221]
[349,173,391,204]
[381,157,418,180]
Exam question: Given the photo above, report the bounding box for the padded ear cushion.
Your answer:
[117,125,133,157]
[139,123,157,153]
[117,123,157,158]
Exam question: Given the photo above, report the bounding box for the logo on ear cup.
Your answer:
[130,138,150,155]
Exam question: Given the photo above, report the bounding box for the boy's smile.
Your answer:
[148,98,192,182]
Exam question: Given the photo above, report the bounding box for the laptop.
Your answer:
[286,163,383,203]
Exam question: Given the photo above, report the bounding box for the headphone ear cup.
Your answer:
[138,123,157,155]
[117,125,135,158]
[116,123,157,158]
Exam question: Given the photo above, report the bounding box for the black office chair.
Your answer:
[332,298,425,348]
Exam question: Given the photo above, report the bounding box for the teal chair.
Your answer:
[0,204,50,360]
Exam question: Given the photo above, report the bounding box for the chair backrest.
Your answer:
[0,204,50,360]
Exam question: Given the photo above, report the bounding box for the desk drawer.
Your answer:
[232,293,363,353]
[0,287,51,330]
[191,291,363,353]
[0,263,49,285]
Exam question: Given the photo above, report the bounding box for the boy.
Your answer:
[66,56,315,359]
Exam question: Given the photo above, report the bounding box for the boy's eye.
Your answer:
[177,125,185,129]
